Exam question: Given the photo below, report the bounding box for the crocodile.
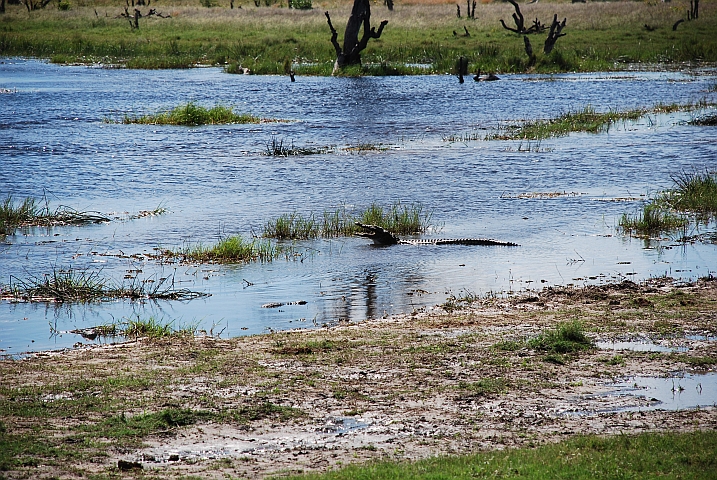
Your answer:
[355,222,519,247]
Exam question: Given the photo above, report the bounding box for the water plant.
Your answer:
[667,171,717,214]
[618,203,688,237]
[265,137,331,156]
[262,202,433,240]
[486,103,707,141]
[168,235,289,263]
[0,195,108,232]
[3,269,207,303]
[122,102,262,126]
[619,171,717,238]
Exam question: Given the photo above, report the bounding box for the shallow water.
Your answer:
[2,59,717,354]
[607,372,717,412]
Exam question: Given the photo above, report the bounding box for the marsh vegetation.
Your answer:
[0,195,109,235]
[121,102,262,125]
[2,269,207,302]
[619,171,717,237]
[160,235,293,263]
[485,103,704,141]
[262,202,433,240]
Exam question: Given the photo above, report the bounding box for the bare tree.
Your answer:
[543,14,567,54]
[325,0,388,72]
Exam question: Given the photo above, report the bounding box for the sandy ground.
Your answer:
[3,277,717,479]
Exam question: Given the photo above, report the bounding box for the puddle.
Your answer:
[565,372,717,415]
[607,373,717,412]
[315,416,369,435]
[596,339,688,353]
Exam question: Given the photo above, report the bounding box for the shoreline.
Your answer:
[2,276,716,478]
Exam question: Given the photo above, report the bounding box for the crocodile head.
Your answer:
[354,222,399,245]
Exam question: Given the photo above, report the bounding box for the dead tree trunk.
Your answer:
[523,36,536,67]
[543,14,566,54]
[500,0,525,33]
[457,56,468,83]
[325,0,388,72]
[500,0,547,34]
[688,0,698,20]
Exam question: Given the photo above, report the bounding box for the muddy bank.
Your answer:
[2,277,716,479]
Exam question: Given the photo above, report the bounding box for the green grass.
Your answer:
[619,203,688,237]
[168,234,290,263]
[122,102,262,125]
[0,195,109,233]
[262,203,433,240]
[486,104,689,141]
[4,269,207,302]
[283,430,717,480]
[666,170,717,215]
[620,171,717,237]
[2,2,716,74]
[528,321,594,354]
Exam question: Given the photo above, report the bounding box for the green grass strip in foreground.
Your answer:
[284,430,717,480]
[122,102,262,126]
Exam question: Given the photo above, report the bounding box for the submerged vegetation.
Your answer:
[262,202,433,240]
[620,171,717,237]
[2,270,207,303]
[121,102,262,125]
[1,1,715,74]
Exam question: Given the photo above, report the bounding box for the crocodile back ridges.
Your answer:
[399,238,519,246]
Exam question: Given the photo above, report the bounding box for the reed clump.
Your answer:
[619,171,717,237]
[619,203,688,237]
[262,203,433,240]
[664,171,717,216]
[122,102,262,126]
[0,195,109,232]
[3,270,207,303]
[70,316,200,340]
[265,137,331,156]
[171,235,289,263]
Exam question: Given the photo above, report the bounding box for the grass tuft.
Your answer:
[3,269,207,303]
[529,321,594,354]
[666,170,717,215]
[0,195,109,234]
[262,203,433,240]
[167,235,291,263]
[620,171,717,238]
[122,102,263,126]
[619,203,688,237]
[264,137,331,156]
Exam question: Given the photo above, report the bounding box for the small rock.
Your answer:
[168,454,180,462]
